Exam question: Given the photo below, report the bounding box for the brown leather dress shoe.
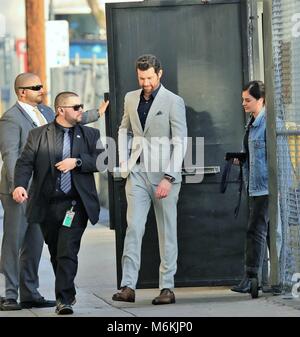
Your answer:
[152,288,176,305]
[112,286,135,302]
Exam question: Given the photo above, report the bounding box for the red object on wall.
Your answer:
[16,39,28,72]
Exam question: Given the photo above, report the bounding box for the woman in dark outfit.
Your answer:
[231,81,269,294]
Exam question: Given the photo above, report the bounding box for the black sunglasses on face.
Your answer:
[18,85,43,91]
[60,104,84,111]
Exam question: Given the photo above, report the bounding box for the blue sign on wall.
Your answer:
[70,40,107,60]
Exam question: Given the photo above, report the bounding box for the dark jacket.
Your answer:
[0,102,99,195]
[0,103,54,194]
[14,122,102,225]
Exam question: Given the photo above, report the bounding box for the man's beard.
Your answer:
[67,116,82,126]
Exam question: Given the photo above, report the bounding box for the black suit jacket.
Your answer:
[14,122,102,225]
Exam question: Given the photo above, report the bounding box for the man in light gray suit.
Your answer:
[112,54,187,305]
[0,72,108,310]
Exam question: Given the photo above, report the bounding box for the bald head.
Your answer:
[14,73,41,95]
[14,73,44,106]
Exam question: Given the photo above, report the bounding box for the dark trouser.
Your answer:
[245,195,269,277]
[40,198,87,305]
[0,194,44,302]
[261,225,270,285]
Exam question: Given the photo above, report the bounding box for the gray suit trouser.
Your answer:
[121,165,181,290]
[0,194,44,301]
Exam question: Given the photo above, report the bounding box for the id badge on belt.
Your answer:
[62,201,76,228]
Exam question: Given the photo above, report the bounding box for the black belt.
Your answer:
[48,196,80,205]
[220,155,244,218]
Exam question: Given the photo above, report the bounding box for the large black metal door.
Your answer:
[106,0,249,288]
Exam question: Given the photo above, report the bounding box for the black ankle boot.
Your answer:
[247,272,258,279]
[231,276,251,293]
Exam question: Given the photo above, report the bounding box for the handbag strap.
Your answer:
[220,158,233,193]
[234,163,243,218]
[220,158,243,218]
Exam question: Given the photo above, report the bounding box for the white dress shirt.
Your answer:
[18,101,47,126]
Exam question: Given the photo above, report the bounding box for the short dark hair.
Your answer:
[54,91,79,112]
[135,54,162,74]
[243,80,265,101]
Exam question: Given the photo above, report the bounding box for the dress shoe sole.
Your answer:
[231,288,250,294]
[21,301,57,309]
[0,305,22,311]
[152,298,176,305]
[56,307,74,315]
[112,295,135,303]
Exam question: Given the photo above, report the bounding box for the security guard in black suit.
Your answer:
[13,91,106,315]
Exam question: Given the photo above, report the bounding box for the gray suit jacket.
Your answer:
[0,102,99,194]
[118,84,187,184]
[0,102,54,194]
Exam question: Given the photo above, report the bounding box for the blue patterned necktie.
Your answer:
[60,128,71,194]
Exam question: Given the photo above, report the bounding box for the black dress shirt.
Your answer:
[137,84,161,130]
[243,116,255,168]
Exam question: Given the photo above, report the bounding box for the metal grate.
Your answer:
[273,0,300,290]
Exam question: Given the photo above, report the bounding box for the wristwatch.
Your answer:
[164,174,175,183]
[75,158,82,167]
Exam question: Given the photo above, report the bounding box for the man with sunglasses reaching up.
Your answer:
[0,73,108,311]
[12,91,105,315]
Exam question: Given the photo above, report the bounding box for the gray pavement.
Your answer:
[0,206,300,318]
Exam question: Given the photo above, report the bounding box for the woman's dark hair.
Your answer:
[135,54,162,74]
[243,80,265,101]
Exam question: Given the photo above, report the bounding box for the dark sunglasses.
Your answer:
[18,85,43,91]
[60,104,84,111]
